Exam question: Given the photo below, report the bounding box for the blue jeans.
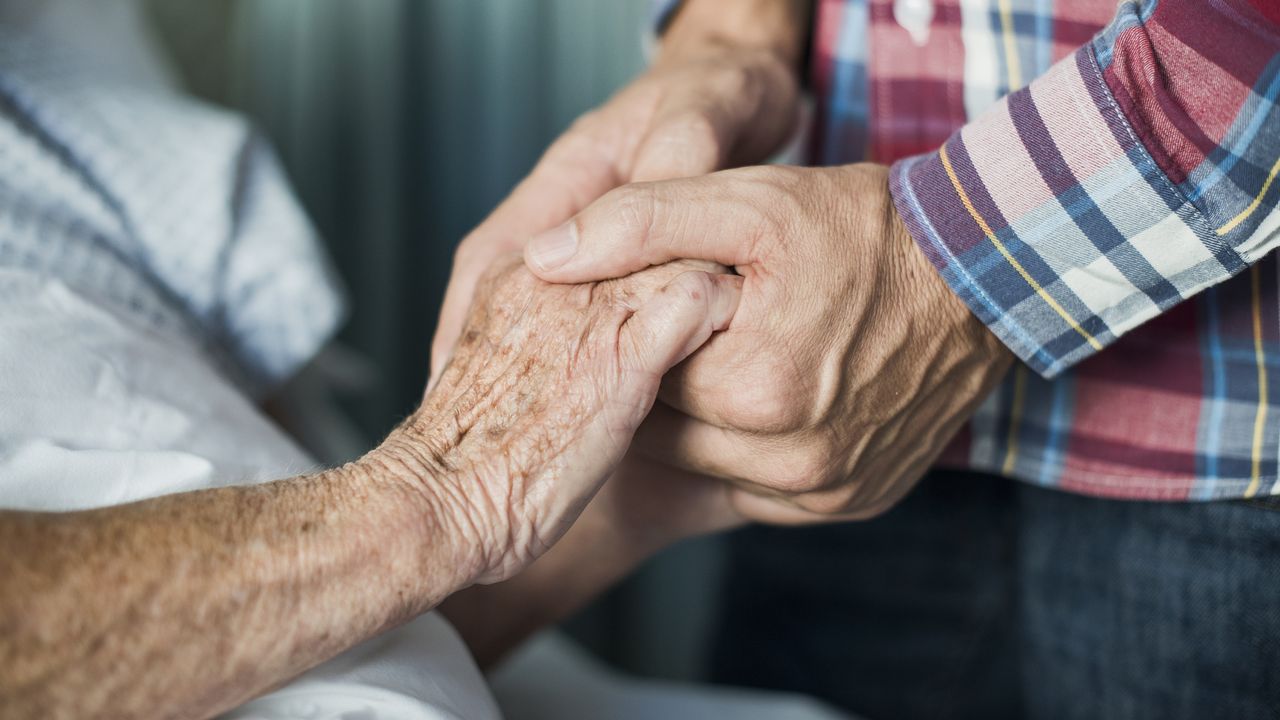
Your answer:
[709,470,1280,719]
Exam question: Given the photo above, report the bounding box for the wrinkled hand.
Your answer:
[389,256,740,583]
[428,30,800,389]
[524,163,1014,523]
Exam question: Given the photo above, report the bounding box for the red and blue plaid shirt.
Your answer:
[660,0,1280,501]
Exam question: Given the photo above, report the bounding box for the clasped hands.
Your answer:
[421,26,1013,590]
[522,163,1013,524]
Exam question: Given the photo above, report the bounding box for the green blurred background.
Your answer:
[144,0,728,682]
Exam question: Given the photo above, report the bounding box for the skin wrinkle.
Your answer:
[424,255,732,583]
[657,319,761,424]
[438,313,543,447]
[425,0,853,661]
[541,163,1014,524]
[20,0,827,710]
[2,240,735,714]
[628,184,662,266]
[37,443,417,712]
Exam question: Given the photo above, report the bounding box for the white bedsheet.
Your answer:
[0,3,852,716]
[0,267,501,719]
[0,267,855,720]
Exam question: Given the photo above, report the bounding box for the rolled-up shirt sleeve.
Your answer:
[890,0,1280,378]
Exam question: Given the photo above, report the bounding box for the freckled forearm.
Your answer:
[0,252,734,716]
[0,445,469,720]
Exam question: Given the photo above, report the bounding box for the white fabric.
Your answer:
[0,0,346,396]
[0,3,496,715]
[0,4,849,718]
[0,267,501,719]
[491,632,849,720]
[227,613,498,720]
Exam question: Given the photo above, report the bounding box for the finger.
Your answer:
[629,71,795,183]
[631,402,762,482]
[524,171,766,283]
[619,271,742,381]
[634,409,867,525]
[566,272,739,495]
[634,404,913,525]
[652,318,777,430]
[428,127,623,389]
[727,489,883,526]
[629,102,732,183]
[634,403,853,503]
[605,456,746,539]
[632,402,832,493]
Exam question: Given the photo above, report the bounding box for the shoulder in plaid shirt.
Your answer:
[659,0,1280,501]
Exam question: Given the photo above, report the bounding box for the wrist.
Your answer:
[661,0,809,70]
[352,430,490,596]
[884,171,1013,369]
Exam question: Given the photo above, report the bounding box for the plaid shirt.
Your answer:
[659,0,1280,500]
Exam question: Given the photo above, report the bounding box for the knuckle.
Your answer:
[772,445,839,495]
[721,359,810,433]
[668,270,715,304]
[716,167,801,254]
[764,171,811,231]
[602,271,657,308]
[608,183,657,246]
[503,262,538,292]
[721,382,790,434]
[566,279,598,311]
[481,267,538,317]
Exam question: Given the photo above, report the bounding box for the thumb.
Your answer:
[619,270,742,385]
[524,174,758,283]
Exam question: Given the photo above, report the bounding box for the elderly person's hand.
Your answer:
[428,0,807,389]
[524,163,1014,523]
[0,256,739,718]
[405,256,741,582]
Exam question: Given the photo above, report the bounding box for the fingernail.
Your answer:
[527,222,578,272]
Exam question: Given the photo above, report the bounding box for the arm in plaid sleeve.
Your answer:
[890,0,1280,377]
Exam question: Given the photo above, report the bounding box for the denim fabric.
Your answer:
[709,470,1280,719]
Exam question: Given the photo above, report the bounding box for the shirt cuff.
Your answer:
[652,0,683,34]
[889,44,1242,378]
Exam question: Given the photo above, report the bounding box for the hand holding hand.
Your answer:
[524,163,1013,523]
[428,6,803,388]
[393,257,740,583]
